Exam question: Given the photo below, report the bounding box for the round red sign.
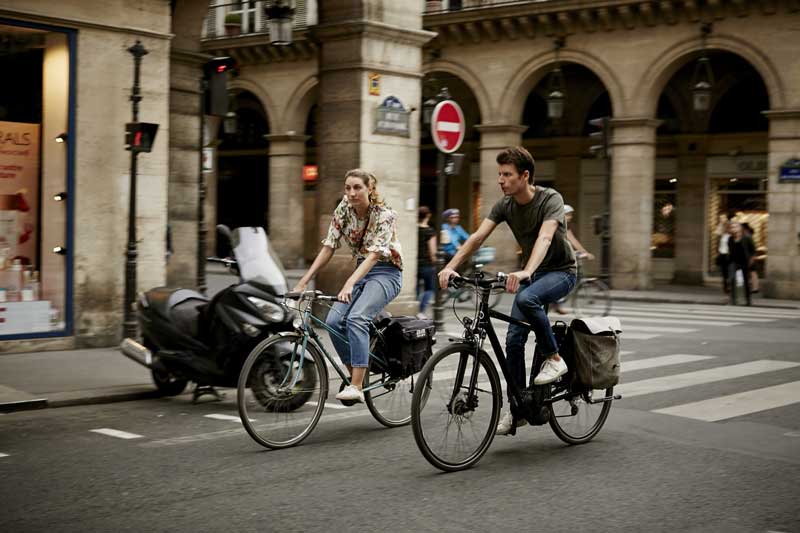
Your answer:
[431,100,465,154]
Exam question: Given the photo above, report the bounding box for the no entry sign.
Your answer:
[431,100,465,154]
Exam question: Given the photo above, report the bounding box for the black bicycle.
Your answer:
[410,271,620,472]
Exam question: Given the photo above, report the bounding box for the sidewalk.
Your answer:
[2,282,798,413]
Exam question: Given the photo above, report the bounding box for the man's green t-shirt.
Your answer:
[487,186,577,274]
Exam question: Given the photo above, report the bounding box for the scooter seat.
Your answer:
[145,288,209,337]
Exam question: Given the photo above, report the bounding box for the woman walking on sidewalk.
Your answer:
[292,169,403,404]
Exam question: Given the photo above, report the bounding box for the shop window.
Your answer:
[652,179,677,258]
[0,22,71,337]
[707,177,768,277]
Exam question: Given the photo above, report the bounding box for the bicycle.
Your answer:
[556,253,611,317]
[237,290,431,449]
[410,271,620,472]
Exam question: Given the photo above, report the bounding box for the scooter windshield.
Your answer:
[231,227,288,295]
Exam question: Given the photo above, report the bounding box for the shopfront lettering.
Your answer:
[736,159,767,172]
[0,131,32,146]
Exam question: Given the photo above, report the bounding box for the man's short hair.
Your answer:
[496,146,535,184]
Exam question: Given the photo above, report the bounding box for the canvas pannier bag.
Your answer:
[568,316,621,390]
[373,316,435,379]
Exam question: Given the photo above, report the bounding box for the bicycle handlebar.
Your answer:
[207,256,237,267]
[283,290,340,303]
[449,272,508,290]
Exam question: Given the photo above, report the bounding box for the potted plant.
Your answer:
[224,12,242,36]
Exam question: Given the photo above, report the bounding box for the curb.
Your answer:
[612,294,800,310]
[0,385,160,413]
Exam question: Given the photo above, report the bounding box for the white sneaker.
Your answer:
[533,357,568,385]
[335,384,364,404]
[496,411,527,435]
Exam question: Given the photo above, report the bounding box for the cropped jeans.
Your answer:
[505,270,576,399]
[325,262,402,368]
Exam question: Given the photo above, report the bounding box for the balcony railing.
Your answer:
[424,0,546,13]
[202,0,317,40]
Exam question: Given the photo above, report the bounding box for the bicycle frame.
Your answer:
[283,296,399,396]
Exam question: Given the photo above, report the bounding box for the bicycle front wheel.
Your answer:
[411,344,502,472]
[548,386,613,445]
[573,279,611,317]
[237,333,329,449]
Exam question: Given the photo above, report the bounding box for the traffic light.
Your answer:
[204,56,237,117]
[588,116,610,158]
[125,122,159,152]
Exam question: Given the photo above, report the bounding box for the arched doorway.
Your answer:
[654,51,769,286]
[520,63,613,276]
[215,90,270,254]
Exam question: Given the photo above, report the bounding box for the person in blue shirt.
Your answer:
[441,208,470,263]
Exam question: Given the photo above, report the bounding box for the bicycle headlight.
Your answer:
[247,296,285,322]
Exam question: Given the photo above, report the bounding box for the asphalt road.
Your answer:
[1,301,799,532]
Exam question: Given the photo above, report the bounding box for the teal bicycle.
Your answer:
[237,290,431,449]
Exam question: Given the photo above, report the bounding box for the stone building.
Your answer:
[1,0,798,352]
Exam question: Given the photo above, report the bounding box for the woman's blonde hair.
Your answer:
[344,168,384,205]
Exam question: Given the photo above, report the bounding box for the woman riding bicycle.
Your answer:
[438,146,576,435]
[292,169,403,404]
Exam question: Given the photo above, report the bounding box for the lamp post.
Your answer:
[123,40,147,339]
[546,37,566,120]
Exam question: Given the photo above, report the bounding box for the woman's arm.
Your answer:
[338,251,380,303]
[427,233,438,264]
[293,245,334,292]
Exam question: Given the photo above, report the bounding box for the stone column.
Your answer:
[474,124,527,273]
[673,151,707,284]
[763,109,800,298]
[167,49,208,288]
[313,2,435,315]
[265,134,309,269]
[609,118,661,289]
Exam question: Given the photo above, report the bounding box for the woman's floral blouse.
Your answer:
[321,196,404,270]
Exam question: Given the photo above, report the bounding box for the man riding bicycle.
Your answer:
[437,146,577,435]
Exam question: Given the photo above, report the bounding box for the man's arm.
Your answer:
[566,229,595,260]
[438,218,497,288]
[506,219,558,293]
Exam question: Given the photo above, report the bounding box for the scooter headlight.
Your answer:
[247,296,285,322]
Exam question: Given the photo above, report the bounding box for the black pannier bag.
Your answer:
[373,316,435,379]
[566,316,622,390]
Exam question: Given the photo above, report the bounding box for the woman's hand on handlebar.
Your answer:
[292,281,308,293]
[505,270,530,294]
[438,267,458,289]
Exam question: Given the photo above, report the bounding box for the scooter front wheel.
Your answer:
[237,333,329,449]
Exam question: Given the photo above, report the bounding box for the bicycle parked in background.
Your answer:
[555,252,611,317]
[411,271,618,472]
[237,290,431,449]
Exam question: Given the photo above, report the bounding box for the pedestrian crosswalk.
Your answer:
[431,301,800,426]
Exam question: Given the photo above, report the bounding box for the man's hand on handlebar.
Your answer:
[505,270,531,294]
[438,267,459,289]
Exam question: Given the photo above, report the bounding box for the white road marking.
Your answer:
[613,316,741,327]
[307,400,349,410]
[205,413,252,422]
[608,310,771,323]
[0,453,9,458]
[618,360,800,398]
[653,381,800,422]
[623,354,715,372]
[621,332,661,340]
[90,428,143,440]
[615,303,800,319]
[616,325,697,334]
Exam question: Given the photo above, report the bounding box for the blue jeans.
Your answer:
[505,271,576,397]
[325,263,402,368]
[417,265,435,314]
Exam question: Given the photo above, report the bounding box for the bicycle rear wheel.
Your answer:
[237,333,328,449]
[573,279,611,317]
[411,344,502,472]
[364,366,431,428]
[548,386,613,445]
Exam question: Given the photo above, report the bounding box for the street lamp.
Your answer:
[265,0,295,46]
[546,37,566,120]
[691,23,714,112]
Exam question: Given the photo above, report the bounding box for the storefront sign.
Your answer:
[0,121,40,266]
[368,73,381,96]
[374,96,410,137]
[778,158,800,182]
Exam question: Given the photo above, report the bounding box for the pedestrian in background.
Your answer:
[741,222,759,293]
[728,222,754,306]
[417,206,437,319]
[715,217,731,294]
[441,208,469,264]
